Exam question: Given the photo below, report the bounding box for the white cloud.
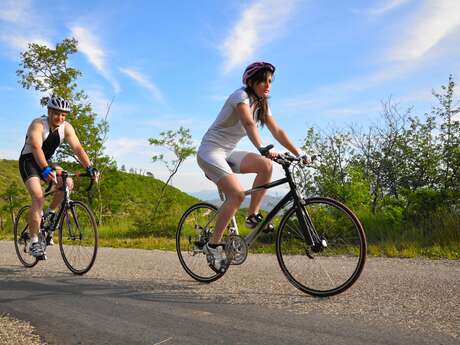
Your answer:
[354,0,411,16]
[119,67,164,103]
[280,88,383,119]
[389,0,460,62]
[0,0,32,25]
[86,87,114,119]
[1,35,52,51]
[143,117,194,128]
[323,107,377,117]
[142,116,211,133]
[280,1,460,104]
[70,26,120,93]
[106,137,149,157]
[0,147,19,160]
[0,0,52,58]
[221,0,297,72]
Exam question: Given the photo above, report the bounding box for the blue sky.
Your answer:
[1,0,459,194]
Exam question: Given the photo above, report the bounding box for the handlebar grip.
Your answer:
[258,144,274,157]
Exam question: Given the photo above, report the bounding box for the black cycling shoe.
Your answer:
[30,241,47,260]
[245,213,274,233]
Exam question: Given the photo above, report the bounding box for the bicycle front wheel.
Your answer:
[176,203,225,283]
[276,197,366,297]
[58,201,98,275]
[13,205,38,268]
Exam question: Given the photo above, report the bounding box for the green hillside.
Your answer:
[2,158,458,258]
[0,158,199,247]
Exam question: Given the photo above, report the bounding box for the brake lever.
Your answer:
[87,177,95,192]
[44,182,53,193]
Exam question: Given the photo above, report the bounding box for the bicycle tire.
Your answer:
[276,197,366,297]
[13,205,38,268]
[58,200,98,275]
[176,202,225,283]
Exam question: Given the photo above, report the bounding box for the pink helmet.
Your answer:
[242,61,276,85]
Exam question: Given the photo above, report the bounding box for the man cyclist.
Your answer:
[19,95,98,258]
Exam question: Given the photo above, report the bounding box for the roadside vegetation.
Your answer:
[0,38,458,259]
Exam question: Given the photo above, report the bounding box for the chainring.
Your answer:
[225,235,248,265]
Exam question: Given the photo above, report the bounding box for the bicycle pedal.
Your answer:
[208,262,228,274]
[37,254,47,261]
[262,223,275,233]
[208,263,220,274]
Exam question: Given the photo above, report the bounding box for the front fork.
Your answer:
[294,197,327,253]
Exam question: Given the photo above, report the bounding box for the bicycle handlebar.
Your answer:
[258,144,274,157]
[273,152,317,167]
[258,144,316,167]
[45,169,96,193]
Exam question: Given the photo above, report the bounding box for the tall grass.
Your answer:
[1,203,458,260]
[359,206,460,259]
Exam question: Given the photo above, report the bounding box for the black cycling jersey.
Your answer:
[20,116,65,160]
[19,116,66,182]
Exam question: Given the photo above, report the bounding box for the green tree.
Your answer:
[302,127,355,201]
[352,101,410,212]
[16,38,113,168]
[147,127,197,224]
[431,75,460,192]
[398,114,438,193]
[0,182,26,229]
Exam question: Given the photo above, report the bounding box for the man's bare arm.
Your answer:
[64,123,92,168]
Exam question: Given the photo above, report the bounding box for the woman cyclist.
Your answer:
[197,61,307,271]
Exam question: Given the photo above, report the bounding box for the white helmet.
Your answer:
[47,95,71,112]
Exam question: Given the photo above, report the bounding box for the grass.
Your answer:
[1,220,459,260]
[87,222,460,260]
[367,241,460,259]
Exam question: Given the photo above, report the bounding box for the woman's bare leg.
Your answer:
[209,174,245,244]
[239,153,273,215]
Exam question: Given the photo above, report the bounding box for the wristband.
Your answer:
[41,166,52,179]
[295,149,306,158]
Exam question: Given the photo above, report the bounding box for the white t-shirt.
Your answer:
[199,87,272,153]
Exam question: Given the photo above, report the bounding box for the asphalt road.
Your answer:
[0,241,458,345]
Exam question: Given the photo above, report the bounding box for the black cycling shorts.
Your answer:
[18,156,48,182]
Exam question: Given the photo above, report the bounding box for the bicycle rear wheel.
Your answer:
[176,203,225,283]
[13,205,38,268]
[276,197,366,297]
[59,200,98,275]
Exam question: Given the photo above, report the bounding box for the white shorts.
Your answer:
[197,148,251,184]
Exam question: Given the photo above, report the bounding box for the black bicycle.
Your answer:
[14,170,98,275]
[176,146,367,297]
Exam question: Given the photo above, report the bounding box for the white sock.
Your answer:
[31,236,39,243]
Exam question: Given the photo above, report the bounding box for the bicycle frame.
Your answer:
[205,157,322,249]
[43,171,92,234]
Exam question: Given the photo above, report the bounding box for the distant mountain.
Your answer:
[190,190,220,201]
